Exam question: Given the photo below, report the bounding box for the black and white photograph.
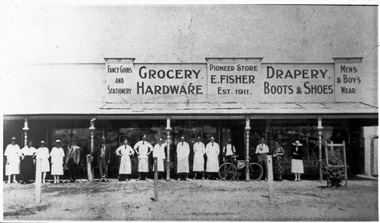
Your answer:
[1,1,378,221]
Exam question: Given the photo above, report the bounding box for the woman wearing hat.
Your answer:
[4,137,21,184]
[36,140,50,183]
[291,140,304,181]
[50,140,65,183]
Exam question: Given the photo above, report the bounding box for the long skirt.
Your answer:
[206,155,219,173]
[193,153,205,172]
[40,158,50,172]
[51,162,64,175]
[177,157,189,173]
[154,158,165,172]
[119,155,132,174]
[138,157,149,172]
[291,159,304,174]
[21,156,34,181]
[273,156,284,175]
[5,160,20,175]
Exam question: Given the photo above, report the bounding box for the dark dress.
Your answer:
[272,147,285,177]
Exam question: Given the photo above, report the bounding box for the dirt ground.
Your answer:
[2,177,378,221]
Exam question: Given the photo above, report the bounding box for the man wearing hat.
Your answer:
[36,140,50,183]
[291,140,304,182]
[50,139,65,183]
[4,137,21,184]
[65,140,81,183]
[91,137,111,182]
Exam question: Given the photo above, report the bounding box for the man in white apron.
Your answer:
[176,136,190,181]
[192,136,206,180]
[153,137,167,179]
[116,139,134,181]
[206,136,220,180]
[134,134,153,180]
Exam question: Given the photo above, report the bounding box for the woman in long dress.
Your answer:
[193,136,206,180]
[50,140,65,184]
[4,137,21,184]
[272,141,285,181]
[116,139,135,181]
[291,140,304,182]
[205,137,220,180]
[20,141,37,184]
[36,140,50,183]
[153,137,167,179]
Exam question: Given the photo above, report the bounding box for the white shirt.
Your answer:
[223,144,235,156]
[176,141,190,159]
[153,142,167,159]
[206,142,220,156]
[255,143,269,154]
[50,147,65,164]
[20,146,37,156]
[4,144,21,162]
[134,140,153,158]
[36,147,50,160]
[116,144,134,156]
[193,142,206,155]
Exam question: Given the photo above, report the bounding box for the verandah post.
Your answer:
[166,116,172,181]
[245,117,251,181]
[87,116,96,182]
[318,116,323,181]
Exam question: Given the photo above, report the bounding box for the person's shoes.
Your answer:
[202,177,205,180]
[13,181,19,184]
[185,178,190,181]
[104,179,109,183]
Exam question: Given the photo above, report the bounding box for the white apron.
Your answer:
[193,142,205,172]
[177,142,190,173]
[206,142,220,173]
[116,145,134,174]
[153,143,167,172]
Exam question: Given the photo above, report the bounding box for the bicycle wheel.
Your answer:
[219,163,237,180]
[249,163,263,180]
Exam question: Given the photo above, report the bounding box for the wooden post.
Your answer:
[317,116,323,182]
[266,155,274,200]
[88,117,96,182]
[245,117,251,181]
[166,117,172,181]
[154,157,158,201]
[35,157,41,203]
[342,141,348,187]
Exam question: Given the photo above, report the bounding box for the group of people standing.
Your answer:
[254,138,304,182]
[4,135,304,183]
[3,137,81,184]
[108,135,225,182]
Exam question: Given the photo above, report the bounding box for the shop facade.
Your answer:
[3,57,378,180]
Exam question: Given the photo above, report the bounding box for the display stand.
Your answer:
[324,141,348,187]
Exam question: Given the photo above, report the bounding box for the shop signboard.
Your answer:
[105,57,362,104]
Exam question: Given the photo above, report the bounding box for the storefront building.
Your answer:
[3,57,378,179]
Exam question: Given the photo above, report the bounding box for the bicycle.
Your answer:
[218,155,263,180]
